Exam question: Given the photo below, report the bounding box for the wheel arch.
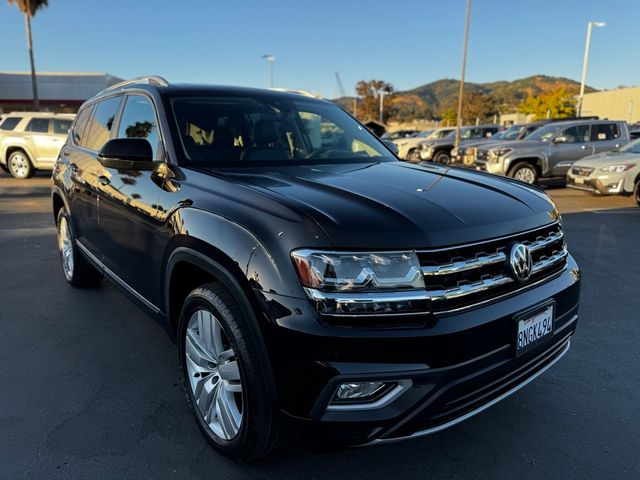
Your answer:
[507,157,544,176]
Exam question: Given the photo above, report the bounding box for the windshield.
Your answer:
[502,125,524,140]
[525,124,558,142]
[620,138,640,154]
[417,130,433,138]
[169,94,395,166]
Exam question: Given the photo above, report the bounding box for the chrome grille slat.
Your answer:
[426,275,514,301]
[422,251,506,276]
[524,230,564,252]
[532,247,568,274]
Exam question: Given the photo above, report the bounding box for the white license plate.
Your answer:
[516,304,554,356]
[574,177,585,184]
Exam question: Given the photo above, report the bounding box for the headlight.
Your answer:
[291,250,424,291]
[451,148,458,156]
[599,164,634,173]
[489,147,512,157]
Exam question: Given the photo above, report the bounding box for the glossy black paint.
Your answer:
[52,83,580,447]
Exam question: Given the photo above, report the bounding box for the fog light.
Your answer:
[332,381,391,404]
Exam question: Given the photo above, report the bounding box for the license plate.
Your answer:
[574,177,585,184]
[516,304,554,356]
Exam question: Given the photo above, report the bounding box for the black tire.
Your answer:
[178,282,282,462]
[433,150,451,165]
[7,150,34,179]
[407,149,421,162]
[634,180,640,206]
[56,208,103,287]
[508,161,539,184]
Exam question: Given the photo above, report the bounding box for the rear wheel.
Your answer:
[508,161,538,184]
[56,208,103,287]
[7,151,34,179]
[178,283,281,462]
[433,150,451,165]
[407,149,421,162]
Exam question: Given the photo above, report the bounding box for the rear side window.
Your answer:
[72,107,93,147]
[117,95,160,159]
[83,96,123,151]
[25,118,50,133]
[53,119,73,135]
[590,123,620,141]
[0,116,22,131]
[561,125,589,143]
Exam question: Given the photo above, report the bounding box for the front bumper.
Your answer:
[419,147,434,160]
[566,172,628,195]
[262,255,581,447]
[475,159,507,176]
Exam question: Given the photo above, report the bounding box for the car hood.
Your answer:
[206,161,558,249]
[574,151,640,167]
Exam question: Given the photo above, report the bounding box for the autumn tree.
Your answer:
[355,80,394,122]
[387,94,433,122]
[8,0,49,110]
[518,88,576,120]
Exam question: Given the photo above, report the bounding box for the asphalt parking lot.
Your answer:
[1,171,639,480]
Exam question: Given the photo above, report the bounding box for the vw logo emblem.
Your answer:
[510,243,532,282]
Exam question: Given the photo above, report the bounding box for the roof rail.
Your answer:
[104,75,169,92]
[269,88,319,98]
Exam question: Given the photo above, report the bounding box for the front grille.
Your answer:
[474,149,487,161]
[572,166,594,176]
[417,222,567,312]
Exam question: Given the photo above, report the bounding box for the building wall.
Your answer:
[499,113,535,127]
[581,87,640,123]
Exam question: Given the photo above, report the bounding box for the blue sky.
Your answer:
[0,0,637,97]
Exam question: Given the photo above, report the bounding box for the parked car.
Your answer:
[451,121,550,165]
[474,119,630,184]
[567,138,640,204]
[418,124,501,164]
[395,127,455,160]
[381,129,419,141]
[0,112,75,178]
[52,77,580,462]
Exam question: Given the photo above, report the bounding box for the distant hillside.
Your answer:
[334,75,596,118]
[406,75,595,112]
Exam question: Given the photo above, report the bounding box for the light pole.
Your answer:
[261,54,275,88]
[577,21,606,117]
[454,0,472,151]
[379,90,385,123]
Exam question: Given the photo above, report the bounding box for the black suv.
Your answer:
[52,77,580,462]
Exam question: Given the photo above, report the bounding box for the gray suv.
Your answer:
[474,119,630,184]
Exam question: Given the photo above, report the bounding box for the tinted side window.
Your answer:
[561,125,589,143]
[25,118,50,133]
[117,96,160,159]
[84,96,123,151]
[590,123,620,141]
[0,117,22,131]
[73,107,93,147]
[53,119,73,135]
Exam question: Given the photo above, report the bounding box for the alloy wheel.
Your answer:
[57,216,74,281]
[185,309,243,441]
[514,167,536,184]
[9,154,30,178]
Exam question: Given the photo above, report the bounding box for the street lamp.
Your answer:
[261,54,275,88]
[454,0,472,151]
[577,21,606,117]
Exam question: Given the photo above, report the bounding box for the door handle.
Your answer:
[98,175,110,186]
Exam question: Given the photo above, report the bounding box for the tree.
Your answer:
[8,0,49,111]
[387,94,433,122]
[518,88,576,120]
[355,80,394,123]
[447,92,497,124]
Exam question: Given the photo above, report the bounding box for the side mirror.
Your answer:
[97,138,153,170]
[383,139,399,155]
[553,136,567,144]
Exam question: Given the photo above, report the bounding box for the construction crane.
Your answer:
[335,71,346,98]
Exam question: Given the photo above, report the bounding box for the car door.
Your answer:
[589,122,624,154]
[67,96,123,258]
[96,93,166,307]
[51,117,73,158]
[23,118,57,165]
[548,124,592,176]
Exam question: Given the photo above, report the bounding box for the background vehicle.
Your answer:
[395,127,454,160]
[567,138,640,205]
[52,78,579,462]
[475,119,629,184]
[381,129,419,141]
[0,112,75,178]
[418,124,501,164]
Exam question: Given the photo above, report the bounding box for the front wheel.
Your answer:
[407,149,421,162]
[56,208,103,287]
[7,151,34,179]
[433,150,451,165]
[508,162,538,184]
[634,180,640,206]
[178,283,281,462]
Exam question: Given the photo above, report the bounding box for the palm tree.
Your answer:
[7,0,49,111]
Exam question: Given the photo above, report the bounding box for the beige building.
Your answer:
[581,86,640,123]
[499,113,535,127]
